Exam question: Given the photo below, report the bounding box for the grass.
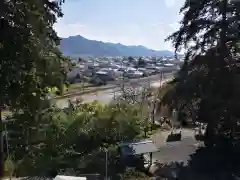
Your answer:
[54,84,117,100]
[61,73,174,98]
[61,82,102,97]
[68,82,91,90]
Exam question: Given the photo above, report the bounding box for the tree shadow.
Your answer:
[150,146,240,180]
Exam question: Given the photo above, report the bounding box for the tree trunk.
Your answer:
[0,104,4,177]
[204,123,215,147]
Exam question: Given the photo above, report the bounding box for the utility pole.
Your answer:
[4,124,9,162]
[105,150,108,180]
[151,71,164,130]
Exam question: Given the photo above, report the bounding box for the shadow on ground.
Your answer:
[151,146,240,180]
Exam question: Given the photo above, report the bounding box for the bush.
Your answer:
[4,158,15,177]
[166,132,182,142]
[65,82,70,88]
[8,102,148,177]
[55,90,61,95]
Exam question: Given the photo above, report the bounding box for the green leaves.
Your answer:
[0,0,68,111]
[0,0,72,176]
[163,0,240,148]
[166,0,240,57]
[6,101,147,177]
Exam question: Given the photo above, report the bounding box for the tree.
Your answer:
[120,168,150,180]
[114,83,157,137]
[163,0,240,148]
[0,0,66,176]
[6,101,146,177]
[166,0,240,57]
[137,57,147,68]
[128,56,134,62]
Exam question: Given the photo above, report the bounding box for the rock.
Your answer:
[149,162,182,179]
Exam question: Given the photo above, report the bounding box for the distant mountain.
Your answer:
[60,35,174,57]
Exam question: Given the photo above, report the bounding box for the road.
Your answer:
[55,76,172,109]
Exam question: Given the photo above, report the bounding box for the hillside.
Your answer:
[60,35,174,57]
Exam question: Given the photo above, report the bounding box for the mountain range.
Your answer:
[60,35,174,57]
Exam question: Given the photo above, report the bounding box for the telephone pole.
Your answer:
[105,150,108,180]
[151,71,164,129]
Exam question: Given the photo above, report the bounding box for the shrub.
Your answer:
[4,158,15,177]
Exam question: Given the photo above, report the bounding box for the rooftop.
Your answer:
[119,139,159,156]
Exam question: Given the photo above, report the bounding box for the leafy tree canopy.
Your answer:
[163,0,240,148]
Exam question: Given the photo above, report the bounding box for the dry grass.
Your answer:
[68,82,90,90]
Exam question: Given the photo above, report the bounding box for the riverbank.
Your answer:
[55,73,174,100]
[55,77,172,109]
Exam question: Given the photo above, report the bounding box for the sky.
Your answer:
[54,0,185,51]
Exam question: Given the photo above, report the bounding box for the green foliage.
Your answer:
[163,0,240,148]
[5,102,147,177]
[120,168,150,180]
[166,0,240,57]
[0,1,154,178]
[137,57,147,67]
[128,56,134,62]
[71,62,77,67]
[4,158,15,177]
[0,1,70,177]
[0,0,67,109]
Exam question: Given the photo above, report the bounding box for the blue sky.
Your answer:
[54,0,185,51]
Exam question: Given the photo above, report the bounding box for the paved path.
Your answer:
[151,128,203,164]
